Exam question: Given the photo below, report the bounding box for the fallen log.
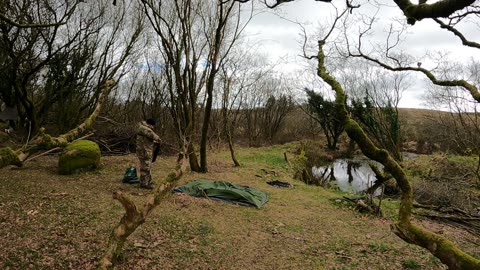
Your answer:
[0,80,115,169]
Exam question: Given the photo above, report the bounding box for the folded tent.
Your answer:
[173,179,268,208]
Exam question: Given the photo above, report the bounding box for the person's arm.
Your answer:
[138,125,160,142]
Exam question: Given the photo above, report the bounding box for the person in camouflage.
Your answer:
[136,118,160,189]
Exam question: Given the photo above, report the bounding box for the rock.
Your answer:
[58,140,101,175]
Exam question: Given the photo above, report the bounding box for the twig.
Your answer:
[24,147,62,162]
[377,184,385,216]
[74,132,95,142]
[23,121,32,150]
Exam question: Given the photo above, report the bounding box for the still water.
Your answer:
[312,157,382,195]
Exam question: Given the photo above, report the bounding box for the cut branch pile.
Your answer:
[92,135,135,155]
[414,203,480,236]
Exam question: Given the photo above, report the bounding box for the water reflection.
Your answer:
[312,158,382,195]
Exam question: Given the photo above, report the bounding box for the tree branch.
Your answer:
[230,0,475,24]
[434,18,480,49]
[0,12,67,28]
[356,53,480,103]
[393,0,476,25]
[98,147,189,270]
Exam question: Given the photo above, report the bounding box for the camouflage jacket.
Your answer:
[136,121,160,159]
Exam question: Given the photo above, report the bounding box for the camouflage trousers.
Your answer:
[139,157,152,187]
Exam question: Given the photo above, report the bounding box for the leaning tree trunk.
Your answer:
[98,150,189,270]
[226,128,240,167]
[0,80,116,169]
[317,40,480,269]
[199,76,214,172]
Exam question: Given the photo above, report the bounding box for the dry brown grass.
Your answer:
[0,145,478,269]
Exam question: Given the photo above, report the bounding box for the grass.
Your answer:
[236,144,291,168]
[367,242,390,253]
[0,144,478,269]
[402,259,421,269]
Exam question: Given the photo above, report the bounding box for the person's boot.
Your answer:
[140,183,154,190]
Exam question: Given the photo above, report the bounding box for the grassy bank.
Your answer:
[0,144,477,269]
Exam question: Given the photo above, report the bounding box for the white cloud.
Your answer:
[241,1,480,109]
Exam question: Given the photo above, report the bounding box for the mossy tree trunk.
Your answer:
[188,142,201,172]
[98,150,189,270]
[317,40,480,269]
[0,80,115,169]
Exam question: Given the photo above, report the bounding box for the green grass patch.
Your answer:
[402,259,421,269]
[379,198,400,220]
[237,146,288,168]
[368,242,390,253]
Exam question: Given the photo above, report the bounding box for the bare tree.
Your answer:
[140,0,252,171]
[0,0,144,166]
[230,0,480,268]
[320,2,479,269]
[241,73,294,145]
[198,0,253,172]
[0,0,143,134]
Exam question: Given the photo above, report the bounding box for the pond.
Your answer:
[312,156,383,195]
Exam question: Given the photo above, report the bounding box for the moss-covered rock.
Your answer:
[58,140,101,175]
[0,147,23,168]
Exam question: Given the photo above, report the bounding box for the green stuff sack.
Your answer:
[123,166,139,184]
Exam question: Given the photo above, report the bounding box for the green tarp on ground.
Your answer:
[173,179,268,208]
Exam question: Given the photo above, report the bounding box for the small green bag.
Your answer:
[123,166,139,184]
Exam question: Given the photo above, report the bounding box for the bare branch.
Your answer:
[0,1,79,28]
[350,51,480,103]
[98,147,189,269]
[230,0,475,24]
[434,18,480,49]
[0,12,67,28]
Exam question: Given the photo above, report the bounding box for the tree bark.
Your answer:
[393,0,476,24]
[188,142,201,172]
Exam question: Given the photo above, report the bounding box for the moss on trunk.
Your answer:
[0,147,23,168]
[316,39,480,269]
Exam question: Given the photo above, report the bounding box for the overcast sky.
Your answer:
[242,0,480,109]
